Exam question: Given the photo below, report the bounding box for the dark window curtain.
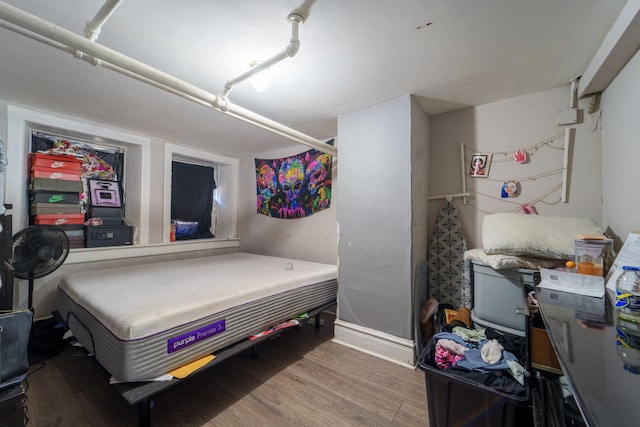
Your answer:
[171,161,216,240]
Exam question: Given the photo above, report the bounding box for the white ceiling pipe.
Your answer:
[222,14,304,98]
[99,60,213,108]
[84,0,123,41]
[0,2,336,157]
[0,20,196,105]
[0,3,219,107]
[99,59,336,157]
[225,103,337,157]
[0,20,75,53]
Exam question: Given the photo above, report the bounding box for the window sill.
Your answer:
[66,238,240,265]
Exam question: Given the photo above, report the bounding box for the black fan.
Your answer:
[10,225,70,310]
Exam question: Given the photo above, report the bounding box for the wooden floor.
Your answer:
[23,311,429,426]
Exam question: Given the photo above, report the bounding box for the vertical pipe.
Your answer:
[562,128,572,203]
[84,0,124,41]
[569,77,579,109]
[460,143,468,205]
[0,138,6,216]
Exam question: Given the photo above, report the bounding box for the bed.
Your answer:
[57,252,338,383]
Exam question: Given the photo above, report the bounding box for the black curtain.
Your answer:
[171,161,216,240]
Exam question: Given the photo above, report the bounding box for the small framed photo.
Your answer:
[501,180,520,198]
[469,153,491,178]
[88,179,122,207]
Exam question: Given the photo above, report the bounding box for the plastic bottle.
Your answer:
[615,266,640,323]
[170,221,177,242]
[616,312,640,374]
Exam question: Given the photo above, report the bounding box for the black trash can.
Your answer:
[417,333,533,427]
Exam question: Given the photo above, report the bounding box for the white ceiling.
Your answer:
[0,0,628,157]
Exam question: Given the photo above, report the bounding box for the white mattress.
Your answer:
[57,252,338,382]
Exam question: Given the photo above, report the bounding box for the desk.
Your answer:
[537,287,639,427]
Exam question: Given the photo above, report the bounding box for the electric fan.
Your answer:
[10,225,70,310]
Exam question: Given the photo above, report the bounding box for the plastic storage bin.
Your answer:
[417,337,533,427]
[471,262,539,336]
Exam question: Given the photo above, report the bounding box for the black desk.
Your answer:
[537,286,640,427]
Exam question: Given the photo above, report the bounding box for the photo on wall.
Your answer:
[501,180,520,198]
[469,153,492,178]
[255,142,333,219]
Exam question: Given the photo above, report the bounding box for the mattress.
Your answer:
[57,252,338,382]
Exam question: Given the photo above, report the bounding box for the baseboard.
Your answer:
[333,319,416,369]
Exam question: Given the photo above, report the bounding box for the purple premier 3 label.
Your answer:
[167,319,226,354]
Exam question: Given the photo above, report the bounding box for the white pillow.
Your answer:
[464,248,562,270]
[482,213,602,259]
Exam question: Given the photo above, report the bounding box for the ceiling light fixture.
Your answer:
[249,60,270,93]
[222,13,303,98]
[0,3,336,156]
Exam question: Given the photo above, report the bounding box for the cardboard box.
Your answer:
[68,236,86,249]
[31,166,81,181]
[34,213,85,225]
[30,202,81,216]
[89,206,123,218]
[100,217,123,226]
[30,153,82,172]
[530,327,562,374]
[30,191,80,204]
[575,235,613,277]
[30,178,83,193]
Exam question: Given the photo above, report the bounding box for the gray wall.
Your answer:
[601,49,640,251]
[238,145,338,265]
[411,96,430,341]
[429,85,603,250]
[337,95,415,339]
[411,97,430,280]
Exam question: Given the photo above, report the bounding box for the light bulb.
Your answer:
[249,60,270,93]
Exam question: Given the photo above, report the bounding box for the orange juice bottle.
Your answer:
[576,254,604,276]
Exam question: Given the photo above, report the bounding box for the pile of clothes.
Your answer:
[421,301,529,397]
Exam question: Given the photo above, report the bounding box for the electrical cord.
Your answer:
[22,362,47,426]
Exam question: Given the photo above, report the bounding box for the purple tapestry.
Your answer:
[255,147,332,219]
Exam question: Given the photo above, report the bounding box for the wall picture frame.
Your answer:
[88,179,122,207]
[469,153,492,178]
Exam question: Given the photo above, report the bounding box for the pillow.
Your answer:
[482,213,602,259]
[464,248,562,270]
[174,220,200,238]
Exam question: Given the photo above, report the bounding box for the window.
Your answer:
[6,105,150,245]
[171,161,216,240]
[163,143,238,243]
[7,105,239,262]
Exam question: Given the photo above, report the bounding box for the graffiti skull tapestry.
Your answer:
[255,147,332,219]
